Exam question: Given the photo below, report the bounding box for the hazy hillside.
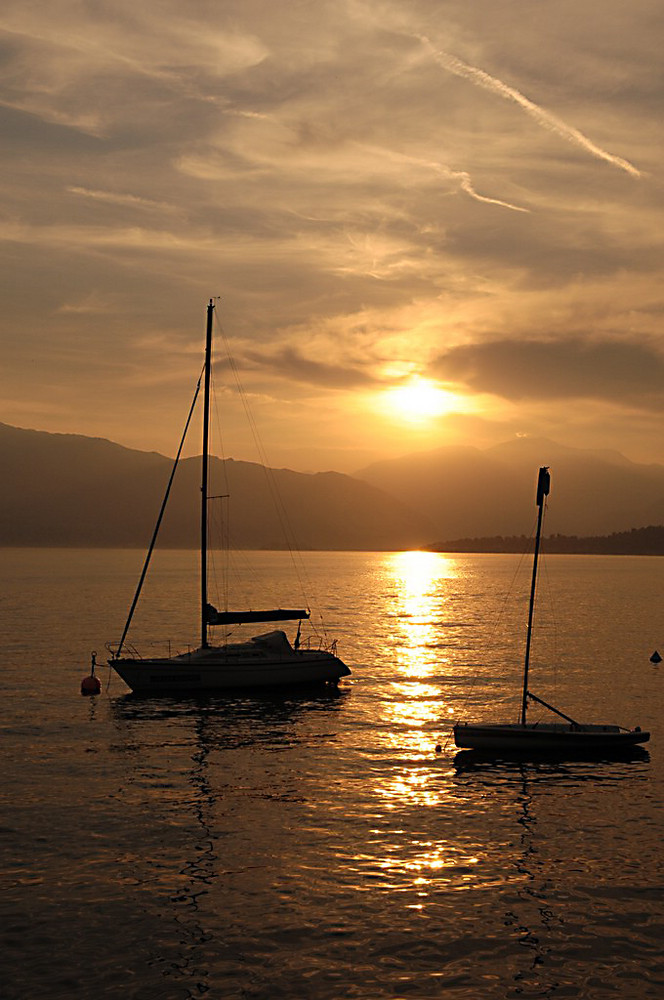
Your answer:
[355,437,664,537]
[4,422,664,548]
[0,422,433,549]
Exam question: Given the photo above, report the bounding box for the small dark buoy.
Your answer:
[81,650,102,696]
[650,650,662,664]
[435,744,442,754]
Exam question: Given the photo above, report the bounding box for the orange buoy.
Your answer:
[81,651,102,696]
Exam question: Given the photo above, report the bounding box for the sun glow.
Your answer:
[382,378,463,423]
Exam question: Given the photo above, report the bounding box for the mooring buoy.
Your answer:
[81,650,102,695]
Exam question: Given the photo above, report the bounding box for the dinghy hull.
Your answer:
[453,721,650,754]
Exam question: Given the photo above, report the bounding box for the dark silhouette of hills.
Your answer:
[0,422,433,549]
[430,525,664,555]
[3,423,664,551]
[355,437,664,540]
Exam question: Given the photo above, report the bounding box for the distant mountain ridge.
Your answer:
[354,437,664,538]
[0,422,433,549]
[2,423,663,549]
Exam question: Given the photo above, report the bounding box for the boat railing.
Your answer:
[105,638,178,660]
[106,639,142,660]
[299,635,339,655]
[107,633,340,659]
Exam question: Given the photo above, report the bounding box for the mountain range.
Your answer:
[0,422,432,549]
[355,438,664,539]
[1,422,663,549]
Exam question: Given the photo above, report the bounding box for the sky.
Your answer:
[1,0,662,473]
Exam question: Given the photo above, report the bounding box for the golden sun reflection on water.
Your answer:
[379,550,460,739]
[385,550,459,674]
[365,551,462,828]
[348,811,486,895]
[379,766,445,809]
[349,759,490,896]
[347,844,483,894]
[346,846,485,897]
[351,552,498,898]
[388,549,458,601]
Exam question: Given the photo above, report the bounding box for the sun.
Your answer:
[382,378,461,423]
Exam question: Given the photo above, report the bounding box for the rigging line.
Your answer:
[211,310,319,621]
[208,371,244,620]
[207,314,311,630]
[207,496,236,619]
[205,326,261,618]
[535,516,560,702]
[205,371,229,615]
[114,366,204,659]
[206,353,275,614]
[453,513,540,724]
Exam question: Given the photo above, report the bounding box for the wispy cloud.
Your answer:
[67,187,177,213]
[356,143,530,213]
[241,346,379,390]
[416,35,642,178]
[0,0,661,468]
[0,220,213,252]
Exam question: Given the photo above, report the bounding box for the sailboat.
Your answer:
[107,300,351,694]
[453,467,649,755]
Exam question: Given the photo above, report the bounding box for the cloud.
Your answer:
[238,346,380,390]
[354,144,530,213]
[0,4,269,131]
[67,187,177,213]
[0,0,662,468]
[415,35,642,178]
[431,337,664,409]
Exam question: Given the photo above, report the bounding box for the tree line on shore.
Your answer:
[430,525,664,555]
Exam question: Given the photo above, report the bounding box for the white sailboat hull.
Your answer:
[453,721,650,754]
[110,633,350,694]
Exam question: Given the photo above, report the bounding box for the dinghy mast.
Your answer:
[521,466,550,725]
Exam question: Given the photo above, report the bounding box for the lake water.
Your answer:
[2,548,662,999]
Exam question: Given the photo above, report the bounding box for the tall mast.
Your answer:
[200,299,214,649]
[521,466,550,725]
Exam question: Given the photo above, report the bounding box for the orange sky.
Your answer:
[1,1,662,472]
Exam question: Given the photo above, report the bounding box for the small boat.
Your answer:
[108,300,350,694]
[453,467,649,756]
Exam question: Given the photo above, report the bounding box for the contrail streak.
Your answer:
[457,172,530,212]
[418,35,641,179]
[358,143,530,213]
